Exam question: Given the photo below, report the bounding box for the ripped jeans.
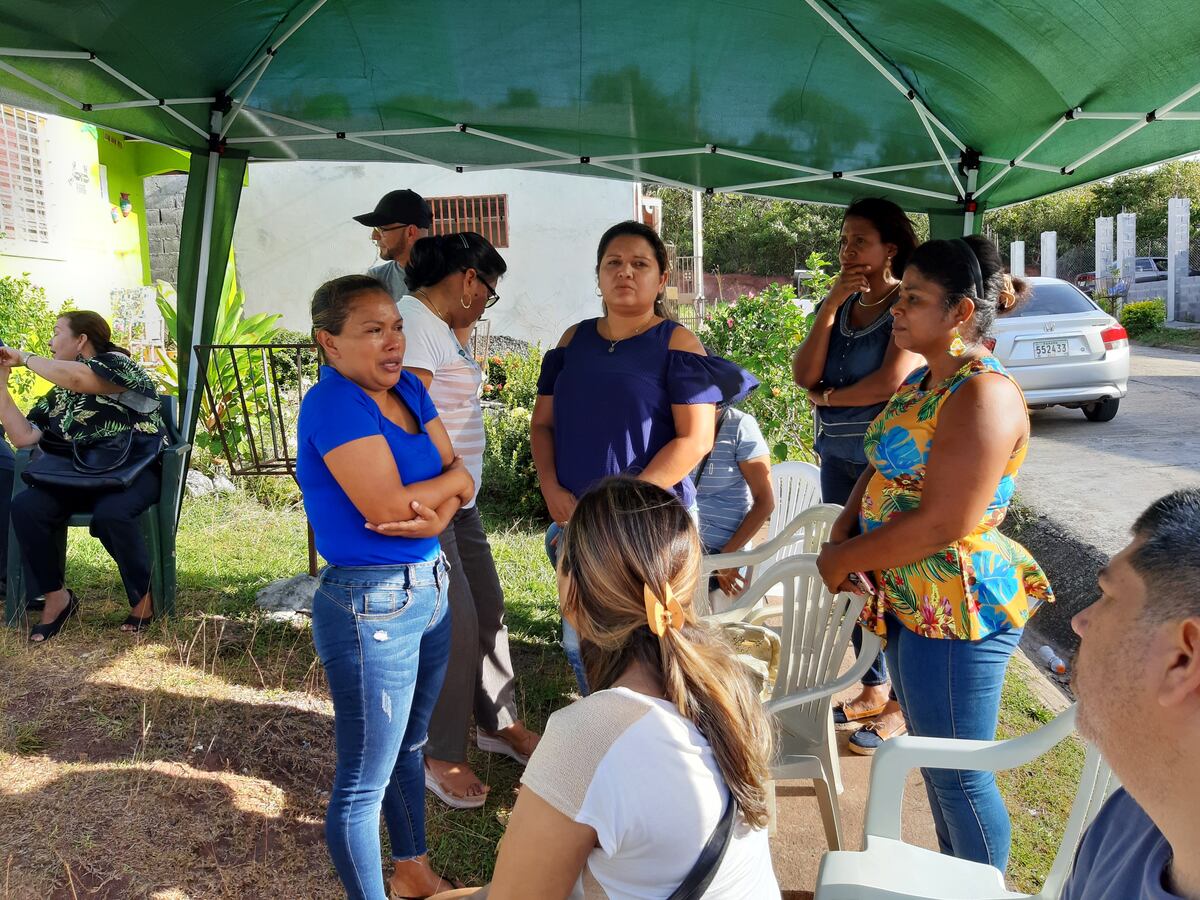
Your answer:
[312,558,451,900]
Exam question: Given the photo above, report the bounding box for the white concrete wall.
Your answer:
[232,161,637,346]
[0,115,143,316]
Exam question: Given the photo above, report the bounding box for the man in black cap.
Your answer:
[353,188,434,301]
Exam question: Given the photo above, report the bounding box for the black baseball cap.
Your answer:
[353,189,433,228]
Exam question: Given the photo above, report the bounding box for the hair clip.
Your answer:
[459,233,470,249]
[644,583,684,636]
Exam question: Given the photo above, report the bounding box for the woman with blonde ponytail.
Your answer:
[433,477,779,899]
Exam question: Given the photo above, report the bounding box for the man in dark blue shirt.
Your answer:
[1064,488,1200,900]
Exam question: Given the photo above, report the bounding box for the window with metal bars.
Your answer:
[428,194,509,247]
[0,105,49,244]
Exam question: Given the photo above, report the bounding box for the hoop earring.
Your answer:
[595,285,603,297]
[948,328,967,358]
[460,294,473,310]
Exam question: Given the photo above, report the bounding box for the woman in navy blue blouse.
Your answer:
[531,221,756,688]
[297,274,475,900]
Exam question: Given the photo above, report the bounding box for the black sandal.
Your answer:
[29,590,80,644]
[120,613,154,633]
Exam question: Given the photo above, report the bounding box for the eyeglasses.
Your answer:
[373,223,410,233]
[475,273,500,309]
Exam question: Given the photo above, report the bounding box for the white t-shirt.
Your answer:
[521,686,780,900]
[396,295,485,507]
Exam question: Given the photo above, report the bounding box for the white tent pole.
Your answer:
[802,0,965,151]
[181,110,223,437]
[226,0,330,95]
[343,135,456,169]
[457,157,585,173]
[979,155,1061,174]
[975,114,1070,199]
[711,145,828,175]
[849,160,944,176]
[1072,112,1144,120]
[226,126,460,144]
[589,160,700,192]
[963,167,979,235]
[915,104,965,195]
[0,59,84,107]
[1065,119,1148,174]
[0,48,94,59]
[242,106,332,133]
[460,125,577,162]
[1066,78,1200,174]
[842,175,958,202]
[717,173,833,193]
[219,55,272,139]
[90,97,215,111]
[89,55,209,139]
[1159,111,1200,120]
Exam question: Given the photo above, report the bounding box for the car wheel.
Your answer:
[1083,397,1120,422]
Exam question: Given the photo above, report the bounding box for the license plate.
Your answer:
[1033,339,1070,359]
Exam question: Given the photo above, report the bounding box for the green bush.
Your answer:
[0,273,66,407]
[482,345,541,408]
[480,403,545,523]
[1119,299,1166,336]
[698,264,822,462]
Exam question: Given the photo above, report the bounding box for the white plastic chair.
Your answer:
[706,554,883,850]
[815,705,1120,899]
[698,502,842,618]
[766,461,823,568]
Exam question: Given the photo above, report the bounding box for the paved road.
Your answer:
[1020,344,1200,556]
[1015,344,1200,656]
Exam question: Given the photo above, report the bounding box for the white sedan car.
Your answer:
[986,277,1130,422]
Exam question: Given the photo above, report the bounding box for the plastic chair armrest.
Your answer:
[863,705,1078,841]
[763,628,883,715]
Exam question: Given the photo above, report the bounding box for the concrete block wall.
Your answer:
[1177,275,1200,323]
[143,174,188,286]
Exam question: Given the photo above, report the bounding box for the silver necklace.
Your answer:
[604,314,656,353]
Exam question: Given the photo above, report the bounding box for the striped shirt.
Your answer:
[397,295,485,508]
[693,408,770,552]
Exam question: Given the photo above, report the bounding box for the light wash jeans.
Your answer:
[311,558,451,900]
[883,612,1022,872]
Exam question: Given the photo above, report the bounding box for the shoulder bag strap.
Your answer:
[666,794,738,900]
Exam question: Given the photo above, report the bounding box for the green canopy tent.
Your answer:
[2,0,1199,443]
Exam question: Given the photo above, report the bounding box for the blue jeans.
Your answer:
[820,454,889,688]
[545,522,589,695]
[883,613,1022,872]
[312,559,452,900]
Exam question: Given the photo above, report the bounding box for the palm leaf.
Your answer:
[901,548,962,584]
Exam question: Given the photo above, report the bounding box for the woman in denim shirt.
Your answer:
[792,197,921,754]
[297,274,475,900]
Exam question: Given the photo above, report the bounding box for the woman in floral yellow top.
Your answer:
[817,236,1052,874]
[0,312,164,643]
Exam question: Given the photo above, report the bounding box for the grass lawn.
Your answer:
[1134,326,1200,353]
[1,490,1081,897]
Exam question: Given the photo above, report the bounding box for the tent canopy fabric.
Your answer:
[2,1,1199,215]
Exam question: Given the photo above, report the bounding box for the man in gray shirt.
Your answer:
[353,189,433,300]
[1063,487,1200,900]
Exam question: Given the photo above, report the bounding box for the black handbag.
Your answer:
[22,427,164,491]
[666,795,738,900]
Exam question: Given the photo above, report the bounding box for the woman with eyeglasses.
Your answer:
[382,232,541,811]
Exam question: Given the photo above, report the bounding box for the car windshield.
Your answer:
[1009,282,1097,318]
[1153,258,1169,271]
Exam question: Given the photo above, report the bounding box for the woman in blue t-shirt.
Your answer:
[297,274,474,900]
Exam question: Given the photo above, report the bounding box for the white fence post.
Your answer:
[1010,241,1025,277]
[1116,213,1137,309]
[1040,231,1057,278]
[1095,216,1114,297]
[1167,197,1190,323]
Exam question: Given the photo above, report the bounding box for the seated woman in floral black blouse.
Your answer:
[0,311,164,643]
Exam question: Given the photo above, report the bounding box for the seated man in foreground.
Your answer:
[1065,487,1200,900]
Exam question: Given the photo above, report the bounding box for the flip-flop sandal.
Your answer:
[833,700,888,727]
[476,731,531,766]
[424,764,487,809]
[847,717,908,756]
[120,613,154,633]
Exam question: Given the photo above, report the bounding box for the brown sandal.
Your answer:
[833,700,888,727]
